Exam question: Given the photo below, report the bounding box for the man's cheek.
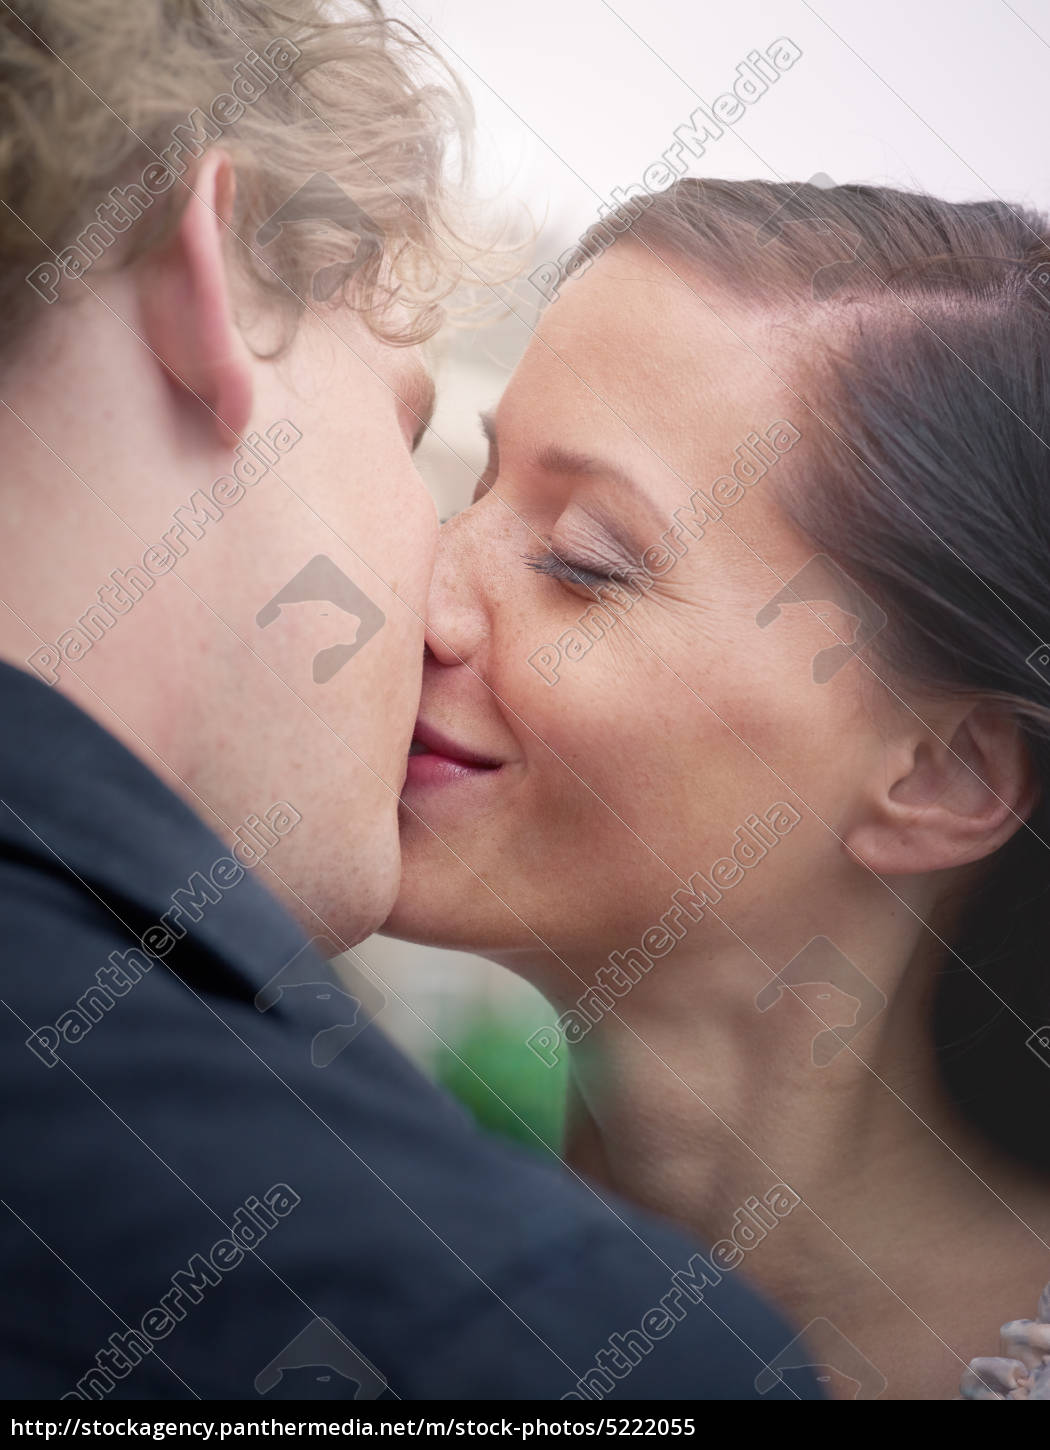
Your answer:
[390,482,439,617]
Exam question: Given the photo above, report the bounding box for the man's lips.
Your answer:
[403,721,505,790]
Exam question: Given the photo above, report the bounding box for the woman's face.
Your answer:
[387,244,894,985]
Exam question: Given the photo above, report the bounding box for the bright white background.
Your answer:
[400,0,1050,245]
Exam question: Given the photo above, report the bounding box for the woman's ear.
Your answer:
[138,149,252,446]
[846,701,1039,877]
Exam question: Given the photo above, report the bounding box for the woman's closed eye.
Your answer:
[523,548,635,593]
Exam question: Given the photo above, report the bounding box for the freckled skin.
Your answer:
[259,600,363,677]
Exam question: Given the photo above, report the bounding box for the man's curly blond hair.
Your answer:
[0,0,474,346]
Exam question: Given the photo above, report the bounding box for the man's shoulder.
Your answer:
[0,661,305,968]
[0,662,817,1400]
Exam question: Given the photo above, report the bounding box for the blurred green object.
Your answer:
[434,1011,567,1157]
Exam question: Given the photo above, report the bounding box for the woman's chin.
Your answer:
[377,904,451,947]
[379,884,480,950]
[379,872,524,956]
[381,837,491,948]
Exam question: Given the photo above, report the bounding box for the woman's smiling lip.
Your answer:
[402,719,506,792]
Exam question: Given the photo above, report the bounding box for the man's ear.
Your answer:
[846,701,1039,877]
[138,150,252,446]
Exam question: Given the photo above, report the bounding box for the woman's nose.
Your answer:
[423,507,489,668]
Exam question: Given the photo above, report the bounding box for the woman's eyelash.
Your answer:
[523,549,627,589]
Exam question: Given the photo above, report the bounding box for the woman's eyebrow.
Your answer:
[481,414,669,535]
[532,441,635,488]
[535,441,670,535]
[483,415,646,494]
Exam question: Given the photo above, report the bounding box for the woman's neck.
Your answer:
[547,899,1050,1399]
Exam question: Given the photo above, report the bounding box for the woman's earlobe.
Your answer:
[847,705,1037,877]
